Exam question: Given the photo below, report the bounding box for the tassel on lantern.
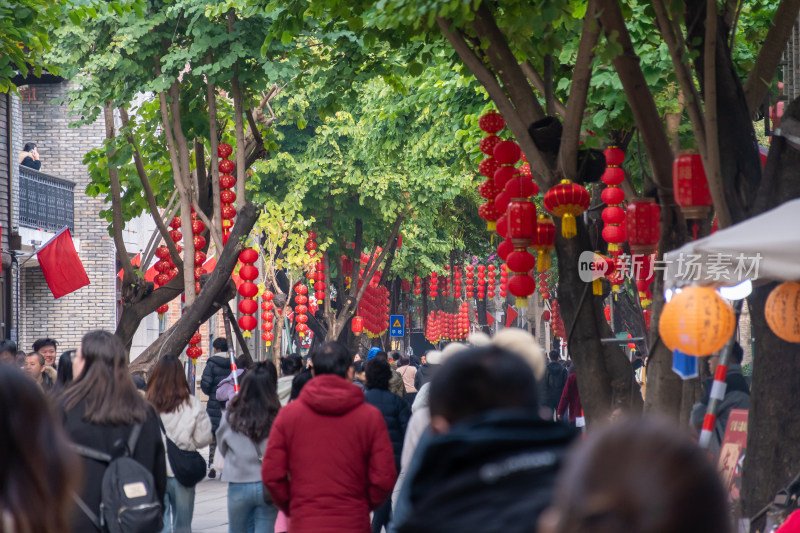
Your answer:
[543,180,590,239]
[537,251,551,272]
[593,278,603,296]
[561,213,577,239]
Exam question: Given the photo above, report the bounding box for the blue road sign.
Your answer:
[390,315,405,337]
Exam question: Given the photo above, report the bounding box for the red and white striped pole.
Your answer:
[223,305,240,393]
[698,299,742,449]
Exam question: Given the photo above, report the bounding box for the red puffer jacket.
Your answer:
[262,374,397,533]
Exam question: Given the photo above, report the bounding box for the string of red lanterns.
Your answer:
[218,143,237,245]
[261,290,275,347]
[237,248,259,338]
[477,111,506,231]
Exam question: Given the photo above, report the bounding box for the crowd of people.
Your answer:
[0,328,745,533]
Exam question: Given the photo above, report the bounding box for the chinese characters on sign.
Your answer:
[612,253,762,282]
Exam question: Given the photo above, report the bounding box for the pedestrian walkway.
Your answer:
[192,479,229,532]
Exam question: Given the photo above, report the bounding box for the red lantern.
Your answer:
[186,346,202,359]
[601,186,625,205]
[626,199,661,256]
[544,180,590,238]
[508,274,536,307]
[219,159,235,174]
[239,248,258,264]
[157,304,169,315]
[218,143,233,158]
[220,190,236,204]
[542,310,551,321]
[194,251,207,265]
[673,151,713,219]
[191,219,205,234]
[193,235,206,250]
[480,135,502,155]
[479,111,505,134]
[531,215,556,271]
[155,245,170,259]
[238,315,257,332]
[239,282,258,298]
[239,264,259,281]
[238,299,258,314]
[220,174,236,189]
[221,205,237,220]
[493,140,521,165]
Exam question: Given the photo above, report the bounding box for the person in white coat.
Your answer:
[146,355,213,533]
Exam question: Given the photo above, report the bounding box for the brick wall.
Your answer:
[17,81,116,352]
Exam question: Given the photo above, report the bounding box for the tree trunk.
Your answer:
[129,203,260,373]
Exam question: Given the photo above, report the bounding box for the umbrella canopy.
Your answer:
[663,198,800,290]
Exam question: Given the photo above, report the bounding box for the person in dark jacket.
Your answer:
[542,350,567,419]
[413,349,442,390]
[200,337,231,478]
[262,342,396,533]
[61,331,166,533]
[395,345,575,533]
[365,358,411,533]
[19,142,41,170]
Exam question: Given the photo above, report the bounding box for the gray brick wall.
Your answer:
[18,81,116,352]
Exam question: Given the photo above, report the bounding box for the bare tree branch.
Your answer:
[229,10,247,212]
[743,0,800,117]
[104,103,136,283]
[703,0,732,229]
[206,58,224,243]
[558,0,600,179]
[436,17,554,189]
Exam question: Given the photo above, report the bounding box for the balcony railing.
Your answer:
[19,165,75,233]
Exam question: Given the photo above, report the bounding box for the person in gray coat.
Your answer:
[216,363,281,533]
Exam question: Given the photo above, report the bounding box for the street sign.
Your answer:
[390,315,405,337]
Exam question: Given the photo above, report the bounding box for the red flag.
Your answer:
[37,228,90,298]
[486,312,495,327]
[505,305,519,328]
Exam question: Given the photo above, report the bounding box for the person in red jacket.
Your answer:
[262,341,397,533]
[557,363,582,425]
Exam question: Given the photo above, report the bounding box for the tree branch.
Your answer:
[229,10,247,212]
[521,61,567,118]
[141,191,179,271]
[472,2,546,125]
[651,0,708,156]
[119,107,184,271]
[743,0,800,117]
[558,0,600,179]
[436,16,553,189]
[206,57,224,244]
[104,103,136,284]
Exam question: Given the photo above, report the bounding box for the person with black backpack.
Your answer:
[542,350,568,420]
[61,331,166,533]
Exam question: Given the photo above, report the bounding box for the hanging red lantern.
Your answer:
[626,199,661,256]
[220,174,236,189]
[186,346,202,359]
[544,179,590,239]
[531,215,556,271]
[479,110,505,134]
[673,151,713,219]
[601,146,627,253]
[218,143,233,158]
[352,316,364,335]
[219,159,235,174]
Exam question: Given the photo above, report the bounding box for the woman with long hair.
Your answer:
[0,364,78,533]
[216,362,281,533]
[146,355,212,533]
[61,330,167,533]
[52,349,74,395]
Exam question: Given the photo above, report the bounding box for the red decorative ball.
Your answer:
[169,216,182,229]
[479,157,501,178]
[307,230,318,241]
[239,264,259,281]
[189,332,202,345]
[155,273,170,286]
[262,332,274,342]
[493,140,521,165]
[193,235,206,250]
[296,323,309,333]
[602,224,626,244]
[186,346,202,359]
[239,281,258,298]
[239,248,259,264]
[219,159,235,174]
[194,266,205,279]
[221,205,237,220]
[218,143,233,158]
[169,230,182,242]
[493,165,516,189]
[507,250,536,273]
[496,215,509,239]
[315,291,326,300]
[191,219,205,235]
[195,251,207,265]
[155,260,171,273]
[494,189,511,214]
[479,111,505,134]
[601,186,625,205]
[220,190,236,205]
[542,310,551,321]
[602,167,625,186]
[478,179,499,200]
[479,135,502,155]
[296,284,308,295]
[508,273,536,298]
[497,237,514,261]
[238,315,257,331]
[157,304,169,314]
[262,290,274,302]
[295,294,308,305]
[305,241,318,251]
[155,245,170,260]
[220,174,236,189]
[604,146,625,166]
[296,314,309,324]
[314,281,326,291]
[602,206,626,225]
[478,201,500,223]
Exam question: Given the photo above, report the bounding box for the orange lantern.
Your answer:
[531,215,556,271]
[544,179,590,238]
[765,282,800,342]
[658,286,735,356]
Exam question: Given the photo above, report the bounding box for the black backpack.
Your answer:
[72,424,164,533]
[546,364,566,392]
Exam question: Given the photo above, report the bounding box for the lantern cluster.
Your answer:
[453,267,462,299]
[550,299,566,339]
[544,179,590,239]
[538,271,551,300]
[401,279,411,293]
[186,210,208,359]
[532,215,556,271]
[357,285,390,338]
[429,272,439,300]
[465,266,475,298]
[341,254,354,289]
[359,250,384,289]
[153,240,180,318]
[499,264,508,298]
[425,305,470,343]
[309,260,326,302]
[237,248,259,337]
[413,275,422,297]
[477,111,506,230]
[506,175,538,307]
[261,290,275,346]
[601,146,627,255]
[218,143,237,245]
[293,284,310,337]
[476,265,487,300]
[486,265,496,299]
[443,265,451,298]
